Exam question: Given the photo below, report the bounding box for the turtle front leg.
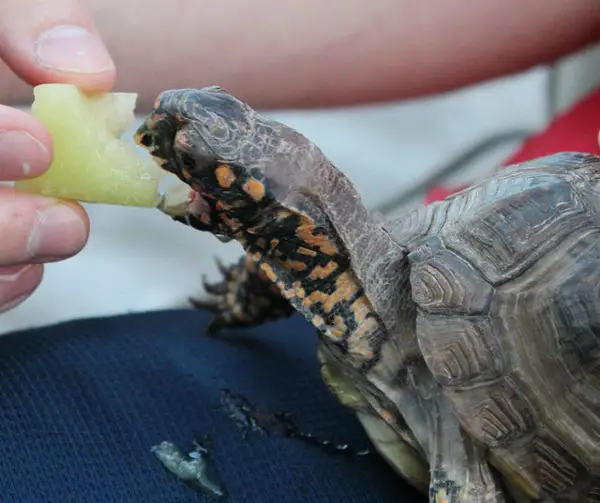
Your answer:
[390,364,509,503]
[426,401,509,503]
[191,255,295,335]
[428,460,508,503]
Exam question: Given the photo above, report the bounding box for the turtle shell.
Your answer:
[396,152,600,502]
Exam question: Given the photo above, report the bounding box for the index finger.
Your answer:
[0,0,116,92]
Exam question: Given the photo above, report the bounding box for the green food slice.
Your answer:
[15,84,162,207]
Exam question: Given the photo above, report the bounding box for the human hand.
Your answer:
[0,0,116,313]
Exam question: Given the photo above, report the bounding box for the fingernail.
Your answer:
[27,204,86,259]
[35,25,114,73]
[0,130,50,180]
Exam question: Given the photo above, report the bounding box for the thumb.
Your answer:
[0,0,116,92]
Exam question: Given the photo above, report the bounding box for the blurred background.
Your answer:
[2,42,600,335]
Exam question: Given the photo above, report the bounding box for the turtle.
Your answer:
[134,85,600,503]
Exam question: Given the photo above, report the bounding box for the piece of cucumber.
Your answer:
[15,84,162,207]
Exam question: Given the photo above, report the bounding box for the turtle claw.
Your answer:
[189,297,219,313]
[215,258,232,279]
[189,296,230,336]
[190,255,295,334]
[201,274,229,296]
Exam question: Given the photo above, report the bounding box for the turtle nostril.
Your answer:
[137,133,153,148]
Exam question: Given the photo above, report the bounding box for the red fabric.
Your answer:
[423,85,600,203]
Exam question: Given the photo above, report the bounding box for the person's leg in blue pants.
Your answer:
[0,308,426,503]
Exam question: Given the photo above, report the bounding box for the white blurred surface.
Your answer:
[3,44,600,335]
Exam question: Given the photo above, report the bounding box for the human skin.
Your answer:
[1,0,599,313]
[1,0,599,110]
[0,0,115,313]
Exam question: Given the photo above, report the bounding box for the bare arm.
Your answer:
[2,0,600,110]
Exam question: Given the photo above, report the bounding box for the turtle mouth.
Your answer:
[156,178,233,243]
[156,178,197,217]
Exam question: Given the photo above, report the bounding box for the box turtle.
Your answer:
[135,86,600,503]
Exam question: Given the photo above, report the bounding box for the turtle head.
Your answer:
[135,86,258,177]
[136,87,411,371]
[134,85,323,238]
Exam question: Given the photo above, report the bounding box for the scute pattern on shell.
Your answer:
[401,153,600,501]
[415,315,504,388]
[409,236,493,315]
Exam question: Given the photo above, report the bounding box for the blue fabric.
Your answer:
[0,309,425,502]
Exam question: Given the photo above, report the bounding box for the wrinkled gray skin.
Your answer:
[136,86,600,503]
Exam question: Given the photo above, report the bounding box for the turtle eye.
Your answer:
[174,126,192,151]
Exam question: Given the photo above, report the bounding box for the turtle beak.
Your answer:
[156,176,197,218]
[156,178,231,241]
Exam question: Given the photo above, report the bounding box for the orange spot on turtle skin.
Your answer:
[318,239,338,256]
[329,315,346,339]
[270,239,280,250]
[312,315,325,328]
[277,281,306,299]
[296,216,338,256]
[356,344,373,359]
[347,318,378,348]
[346,297,378,357]
[259,263,277,282]
[292,281,306,299]
[281,281,306,300]
[322,272,358,313]
[215,164,236,188]
[302,273,361,316]
[309,261,338,280]
[298,247,317,257]
[219,213,241,231]
[304,290,328,309]
[350,296,371,324]
[281,259,307,272]
[243,179,266,202]
[216,200,231,211]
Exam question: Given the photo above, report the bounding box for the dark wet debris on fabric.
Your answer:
[151,388,371,499]
[219,388,372,458]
